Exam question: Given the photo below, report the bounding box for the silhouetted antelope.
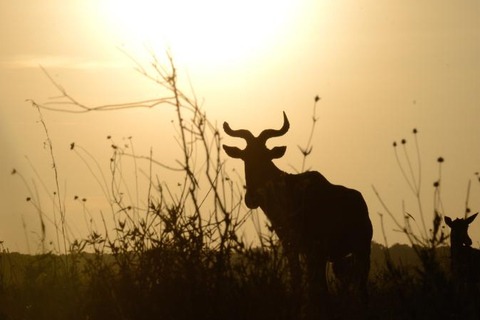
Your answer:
[223,112,373,316]
[445,213,480,298]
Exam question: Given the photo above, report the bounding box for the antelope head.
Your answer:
[223,112,290,209]
[445,213,478,247]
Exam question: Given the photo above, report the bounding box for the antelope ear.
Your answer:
[223,145,243,159]
[270,146,287,159]
[466,212,478,224]
[445,216,453,227]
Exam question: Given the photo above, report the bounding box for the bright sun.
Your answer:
[100,0,298,67]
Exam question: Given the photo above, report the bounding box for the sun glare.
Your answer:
[100,0,298,66]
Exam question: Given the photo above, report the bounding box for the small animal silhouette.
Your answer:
[223,112,373,315]
[445,213,480,295]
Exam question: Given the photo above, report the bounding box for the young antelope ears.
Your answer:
[444,216,453,227]
[466,212,479,225]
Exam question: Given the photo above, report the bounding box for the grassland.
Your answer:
[4,53,479,320]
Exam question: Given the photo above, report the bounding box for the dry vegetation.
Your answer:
[2,53,479,320]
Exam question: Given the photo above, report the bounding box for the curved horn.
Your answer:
[223,121,254,142]
[258,111,290,143]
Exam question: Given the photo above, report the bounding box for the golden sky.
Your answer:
[1,0,480,253]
